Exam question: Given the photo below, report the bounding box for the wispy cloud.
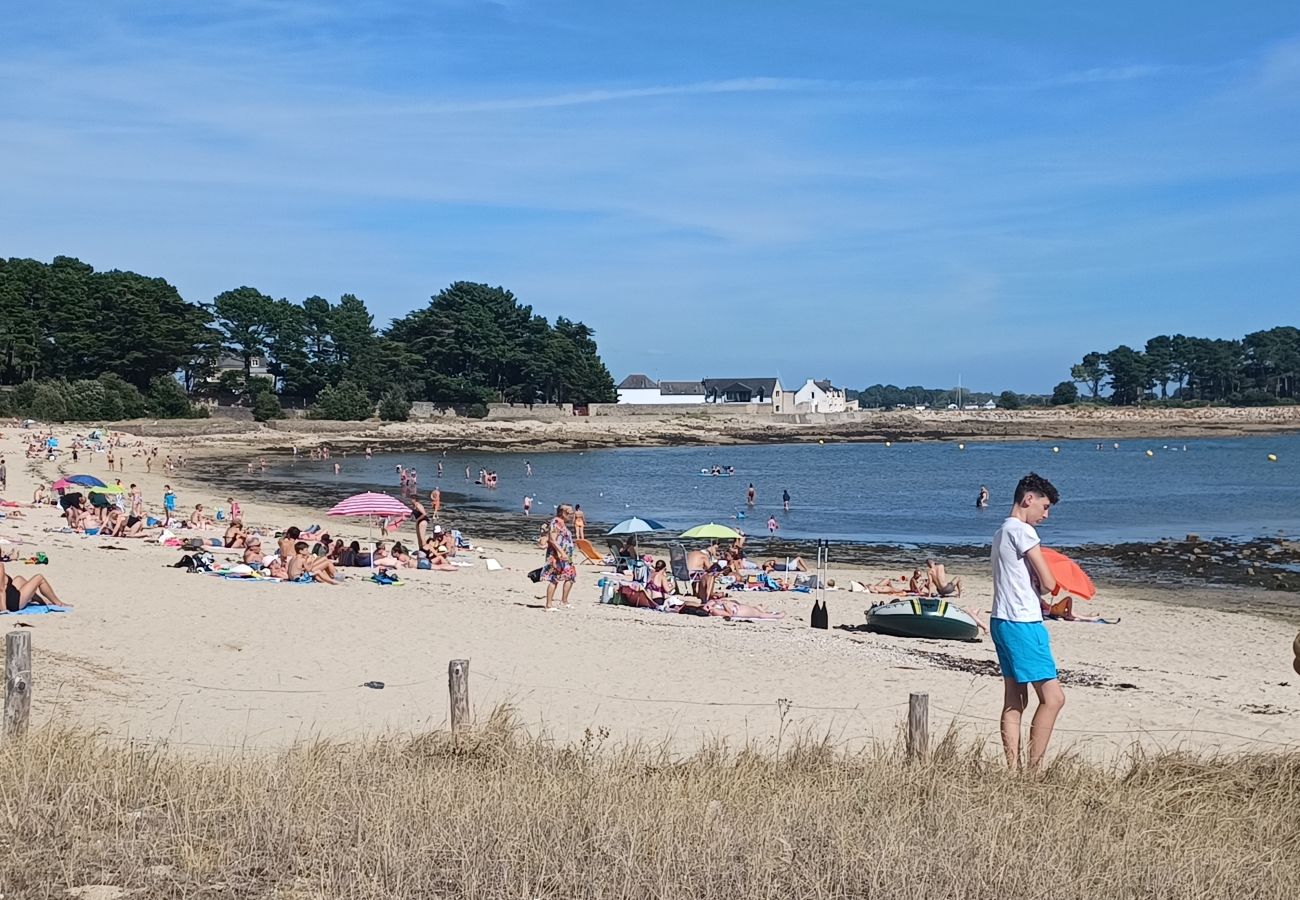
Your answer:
[2,4,1299,389]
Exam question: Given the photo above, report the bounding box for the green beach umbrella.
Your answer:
[680,523,742,540]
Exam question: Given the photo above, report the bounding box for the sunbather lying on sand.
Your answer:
[867,575,913,594]
[702,597,784,620]
[762,557,808,572]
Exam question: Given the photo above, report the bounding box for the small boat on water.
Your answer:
[865,598,980,642]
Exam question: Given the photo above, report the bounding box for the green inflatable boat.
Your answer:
[865,597,981,642]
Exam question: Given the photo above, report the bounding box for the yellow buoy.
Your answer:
[818,439,825,445]
[1145,450,1154,458]
[1052,446,1060,453]
[1268,454,1278,462]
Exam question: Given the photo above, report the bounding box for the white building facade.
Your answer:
[794,379,848,413]
[617,374,706,404]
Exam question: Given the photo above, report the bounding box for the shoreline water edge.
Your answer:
[176,414,1300,624]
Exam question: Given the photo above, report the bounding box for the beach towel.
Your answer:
[1,603,71,615]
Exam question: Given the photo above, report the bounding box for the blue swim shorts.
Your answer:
[989,618,1058,684]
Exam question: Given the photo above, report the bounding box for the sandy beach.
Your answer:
[3,422,1299,759]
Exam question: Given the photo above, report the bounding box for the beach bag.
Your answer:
[527,567,543,583]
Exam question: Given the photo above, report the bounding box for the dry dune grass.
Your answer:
[2,709,1299,899]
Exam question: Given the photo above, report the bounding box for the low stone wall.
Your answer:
[484,404,573,421]
[269,419,386,435]
[410,402,459,419]
[587,403,773,417]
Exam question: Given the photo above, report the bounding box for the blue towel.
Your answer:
[2,604,71,615]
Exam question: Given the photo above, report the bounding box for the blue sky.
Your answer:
[3,2,1299,392]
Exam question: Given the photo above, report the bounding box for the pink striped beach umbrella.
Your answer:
[327,492,411,560]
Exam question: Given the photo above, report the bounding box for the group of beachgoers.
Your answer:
[213,499,469,583]
[536,507,793,619]
[862,560,965,598]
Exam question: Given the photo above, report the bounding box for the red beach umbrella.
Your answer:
[1041,548,1096,600]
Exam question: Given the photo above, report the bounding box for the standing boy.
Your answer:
[990,472,1062,769]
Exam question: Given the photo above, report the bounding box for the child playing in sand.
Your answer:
[990,473,1063,769]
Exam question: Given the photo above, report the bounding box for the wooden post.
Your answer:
[5,631,32,739]
[448,659,470,732]
[907,692,929,761]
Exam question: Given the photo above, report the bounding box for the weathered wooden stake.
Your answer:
[5,631,32,739]
[907,692,929,761]
[448,658,471,732]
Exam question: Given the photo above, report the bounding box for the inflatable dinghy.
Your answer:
[865,597,981,642]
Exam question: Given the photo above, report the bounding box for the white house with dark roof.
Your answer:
[701,377,792,412]
[794,378,849,413]
[616,374,706,405]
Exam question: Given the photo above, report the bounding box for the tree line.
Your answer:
[1068,328,1300,406]
[0,256,617,421]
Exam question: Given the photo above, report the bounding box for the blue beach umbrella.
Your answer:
[608,516,666,550]
[608,517,666,535]
[67,474,106,488]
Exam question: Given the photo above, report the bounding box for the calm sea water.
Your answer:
[269,433,1300,547]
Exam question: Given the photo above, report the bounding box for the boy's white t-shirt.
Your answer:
[991,516,1043,622]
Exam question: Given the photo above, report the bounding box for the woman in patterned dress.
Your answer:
[543,503,578,610]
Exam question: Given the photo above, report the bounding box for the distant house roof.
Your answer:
[618,374,659,390]
[813,379,836,392]
[702,378,780,395]
[659,380,705,396]
[216,353,268,372]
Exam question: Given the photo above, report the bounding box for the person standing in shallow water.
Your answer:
[782,489,790,512]
[977,485,990,508]
[990,472,1063,769]
[746,483,756,506]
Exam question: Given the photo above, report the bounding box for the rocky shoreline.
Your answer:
[115,404,1300,453]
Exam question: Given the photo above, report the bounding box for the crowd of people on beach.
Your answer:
[3,420,1105,770]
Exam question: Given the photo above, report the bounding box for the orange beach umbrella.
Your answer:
[1041,548,1096,600]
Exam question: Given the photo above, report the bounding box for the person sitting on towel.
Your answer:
[927,560,963,598]
[1,560,70,612]
[242,536,265,566]
[411,501,458,571]
[287,541,339,584]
